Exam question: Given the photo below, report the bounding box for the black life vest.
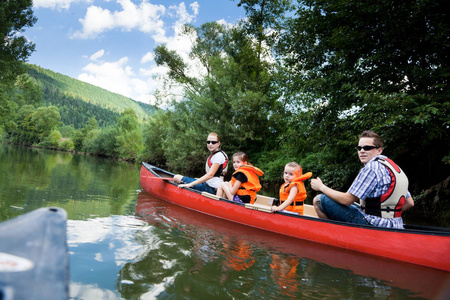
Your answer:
[206,150,228,177]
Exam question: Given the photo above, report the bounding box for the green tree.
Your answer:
[235,0,293,77]
[0,0,37,130]
[32,106,61,141]
[0,0,36,85]
[11,104,37,144]
[1,74,42,135]
[277,0,450,192]
[82,128,101,154]
[115,109,143,160]
[7,105,61,145]
[151,21,284,175]
[59,138,75,151]
[58,124,76,139]
[42,129,62,149]
[12,74,42,107]
[73,116,98,151]
[139,109,169,166]
[93,127,119,157]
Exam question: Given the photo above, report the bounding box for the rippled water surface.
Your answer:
[1,144,449,299]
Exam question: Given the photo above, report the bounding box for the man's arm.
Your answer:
[402,196,414,211]
[311,177,359,206]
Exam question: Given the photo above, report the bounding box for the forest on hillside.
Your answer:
[26,64,155,121]
[1,0,449,224]
[1,62,154,158]
[41,88,120,129]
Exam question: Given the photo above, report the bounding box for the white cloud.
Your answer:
[72,0,166,39]
[72,1,200,43]
[139,65,167,77]
[169,2,197,29]
[90,49,105,61]
[79,56,136,96]
[33,0,91,10]
[78,54,160,104]
[72,5,115,38]
[190,2,199,16]
[74,2,204,105]
[140,52,155,64]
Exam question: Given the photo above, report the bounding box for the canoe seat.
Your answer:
[201,192,221,201]
[248,196,319,217]
[244,203,273,213]
[253,195,275,206]
[304,204,318,218]
[244,195,275,213]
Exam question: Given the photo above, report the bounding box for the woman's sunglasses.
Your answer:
[206,141,219,144]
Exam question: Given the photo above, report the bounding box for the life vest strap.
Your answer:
[361,206,402,212]
[207,150,228,177]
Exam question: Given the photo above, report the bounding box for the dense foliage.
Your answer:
[0,0,36,85]
[275,0,450,220]
[41,87,120,129]
[0,0,37,129]
[277,0,450,189]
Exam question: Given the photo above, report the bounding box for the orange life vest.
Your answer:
[231,165,264,204]
[279,172,312,215]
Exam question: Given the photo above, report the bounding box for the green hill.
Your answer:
[26,64,155,128]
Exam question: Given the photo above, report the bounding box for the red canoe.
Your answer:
[140,162,450,271]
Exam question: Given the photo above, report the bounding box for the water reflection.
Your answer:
[270,254,299,297]
[67,216,149,299]
[0,144,140,221]
[132,192,450,299]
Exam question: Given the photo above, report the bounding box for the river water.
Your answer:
[0,144,449,299]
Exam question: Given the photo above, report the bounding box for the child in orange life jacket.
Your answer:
[272,162,312,214]
[216,152,264,204]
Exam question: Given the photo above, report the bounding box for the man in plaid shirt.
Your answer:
[310,130,415,229]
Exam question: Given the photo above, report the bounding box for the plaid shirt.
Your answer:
[348,155,409,229]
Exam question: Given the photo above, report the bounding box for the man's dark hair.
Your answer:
[359,130,384,148]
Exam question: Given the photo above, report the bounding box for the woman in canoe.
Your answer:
[174,132,228,194]
[216,152,264,204]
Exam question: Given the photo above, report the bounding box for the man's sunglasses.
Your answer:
[206,141,219,144]
[356,145,379,151]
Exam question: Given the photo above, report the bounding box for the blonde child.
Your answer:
[216,152,264,204]
[272,162,312,214]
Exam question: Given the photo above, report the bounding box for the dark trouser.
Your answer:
[316,194,371,225]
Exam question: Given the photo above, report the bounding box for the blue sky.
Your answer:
[26,0,246,104]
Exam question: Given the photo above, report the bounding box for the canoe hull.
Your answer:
[140,163,450,271]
